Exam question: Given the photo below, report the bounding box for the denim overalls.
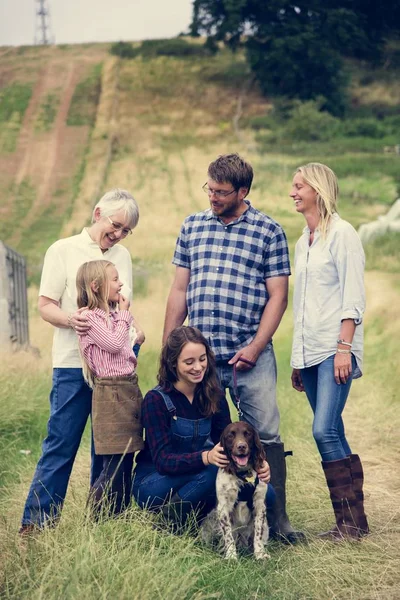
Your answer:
[132,387,218,510]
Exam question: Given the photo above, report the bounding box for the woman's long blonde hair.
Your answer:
[295,162,339,239]
[76,260,115,387]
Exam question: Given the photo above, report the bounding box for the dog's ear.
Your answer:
[219,430,230,459]
[220,430,226,449]
[253,431,266,471]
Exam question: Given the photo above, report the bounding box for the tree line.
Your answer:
[190,0,400,115]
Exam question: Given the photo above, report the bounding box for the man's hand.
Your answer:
[291,368,304,392]
[257,460,271,483]
[228,342,262,371]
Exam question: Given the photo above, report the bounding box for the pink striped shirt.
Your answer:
[79,308,137,378]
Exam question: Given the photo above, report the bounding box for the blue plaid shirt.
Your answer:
[173,200,291,361]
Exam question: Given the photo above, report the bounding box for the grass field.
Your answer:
[0,41,399,599]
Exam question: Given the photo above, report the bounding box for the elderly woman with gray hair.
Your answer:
[20,189,144,534]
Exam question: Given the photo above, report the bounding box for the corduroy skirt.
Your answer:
[92,374,144,455]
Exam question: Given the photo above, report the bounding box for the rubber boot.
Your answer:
[264,443,306,544]
[349,454,369,535]
[321,457,361,540]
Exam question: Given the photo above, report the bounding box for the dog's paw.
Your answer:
[254,550,270,560]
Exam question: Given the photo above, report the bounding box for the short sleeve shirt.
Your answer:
[39,228,133,368]
[173,201,290,361]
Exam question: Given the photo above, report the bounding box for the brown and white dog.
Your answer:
[201,422,270,560]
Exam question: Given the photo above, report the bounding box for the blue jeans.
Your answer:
[132,465,276,510]
[217,343,281,445]
[21,368,102,527]
[132,464,219,509]
[301,355,355,462]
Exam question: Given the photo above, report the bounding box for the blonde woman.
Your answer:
[76,260,143,516]
[290,163,369,540]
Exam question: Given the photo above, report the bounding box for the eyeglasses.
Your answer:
[202,183,236,199]
[106,216,132,237]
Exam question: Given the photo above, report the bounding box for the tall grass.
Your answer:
[1,273,400,600]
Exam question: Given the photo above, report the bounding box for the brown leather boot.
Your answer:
[349,454,370,535]
[321,457,360,540]
[18,524,38,537]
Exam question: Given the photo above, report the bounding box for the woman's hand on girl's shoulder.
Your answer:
[71,307,90,335]
[202,443,229,468]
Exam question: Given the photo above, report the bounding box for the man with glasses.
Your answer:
[163,154,304,544]
[20,189,144,533]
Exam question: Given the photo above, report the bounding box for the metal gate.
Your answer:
[0,242,29,349]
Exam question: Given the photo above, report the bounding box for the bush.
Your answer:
[340,118,387,138]
[382,115,400,135]
[139,38,208,58]
[110,41,137,59]
[285,99,340,141]
[110,38,210,60]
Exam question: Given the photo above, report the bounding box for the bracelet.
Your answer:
[67,313,74,328]
[337,339,352,347]
[206,450,211,465]
[336,349,351,354]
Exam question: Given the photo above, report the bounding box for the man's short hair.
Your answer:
[92,189,139,229]
[208,153,253,194]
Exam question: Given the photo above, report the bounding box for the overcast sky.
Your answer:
[0,0,194,46]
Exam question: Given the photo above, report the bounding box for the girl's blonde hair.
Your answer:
[76,260,116,312]
[295,162,339,239]
[76,260,115,387]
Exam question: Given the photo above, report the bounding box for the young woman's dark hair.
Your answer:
[158,326,222,417]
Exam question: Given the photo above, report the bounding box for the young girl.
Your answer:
[76,259,144,516]
[132,326,273,528]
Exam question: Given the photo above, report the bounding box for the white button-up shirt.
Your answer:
[39,228,132,368]
[291,213,365,378]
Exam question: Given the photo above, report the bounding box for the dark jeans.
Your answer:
[132,463,219,512]
[90,453,134,516]
[132,464,276,515]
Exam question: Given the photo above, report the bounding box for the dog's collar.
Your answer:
[237,469,256,484]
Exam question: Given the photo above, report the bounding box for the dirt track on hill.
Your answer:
[0,46,107,248]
